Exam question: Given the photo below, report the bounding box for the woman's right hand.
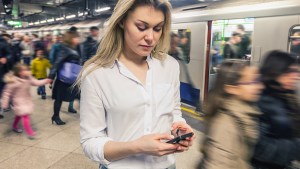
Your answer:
[132,133,180,156]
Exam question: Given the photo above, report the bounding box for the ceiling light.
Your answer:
[66,14,76,19]
[95,7,111,13]
[56,17,64,21]
[47,18,54,22]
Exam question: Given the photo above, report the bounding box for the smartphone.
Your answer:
[166,132,194,144]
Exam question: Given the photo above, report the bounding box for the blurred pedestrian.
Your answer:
[78,0,194,168]
[11,33,22,65]
[49,34,63,65]
[199,60,263,169]
[223,32,242,59]
[0,33,11,118]
[48,31,81,125]
[20,35,34,66]
[1,63,51,139]
[236,24,251,59]
[251,50,300,169]
[82,26,100,64]
[31,49,52,99]
[291,32,300,56]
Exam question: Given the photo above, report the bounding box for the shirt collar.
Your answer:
[113,54,153,69]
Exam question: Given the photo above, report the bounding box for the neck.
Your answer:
[119,51,147,66]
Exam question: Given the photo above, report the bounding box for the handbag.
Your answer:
[58,62,82,84]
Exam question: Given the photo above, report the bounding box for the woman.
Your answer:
[20,35,34,66]
[78,0,194,168]
[48,31,81,125]
[199,60,264,169]
[251,50,300,169]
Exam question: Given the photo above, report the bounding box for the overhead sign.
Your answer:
[7,20,22,26]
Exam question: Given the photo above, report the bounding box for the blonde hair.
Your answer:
[13,63,29,77]
[76,0,172,86]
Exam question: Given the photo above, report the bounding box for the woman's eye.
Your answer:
[137,26,146,31]
[154,27,162,32]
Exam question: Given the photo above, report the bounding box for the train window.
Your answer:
[288,25,300,56]
[209,18,254,74]
[208,18,254,91]
[169,29,191,64]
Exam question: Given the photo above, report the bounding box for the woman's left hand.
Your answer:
[171,121,195,152]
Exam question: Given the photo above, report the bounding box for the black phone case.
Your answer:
[166,132,194,144]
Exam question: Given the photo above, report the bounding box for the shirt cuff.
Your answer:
[98,138,113,165]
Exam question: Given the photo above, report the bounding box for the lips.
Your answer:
[140,45,152,48]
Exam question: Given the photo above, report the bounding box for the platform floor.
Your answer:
[0,86,203,169]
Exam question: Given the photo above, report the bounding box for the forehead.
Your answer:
[240,67,259,81]
[127,5,165,24]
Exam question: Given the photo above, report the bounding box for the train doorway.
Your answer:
[207,18,255,93]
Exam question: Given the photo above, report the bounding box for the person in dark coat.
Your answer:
[223,32,242,59]
[291,32,300,56]
[48,31,81,125]
[10,33,22,65]
[251,50,300,169]
[0,34,11,118]
[82,26,100,64]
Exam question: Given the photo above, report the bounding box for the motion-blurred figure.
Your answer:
[236,24,251,59]
[199,60,263,169]
[49,34,63,65]
[31,49,52,99]
[169,33,185,61]
[82,26,100,64]
[223,32,242,59]
[1,63,51,139]
[0,33,11,118]
[11,33,22,65]
[48,31,81,125]
[20,35,34,66]
[291,32,300,56]
[251,50,300,169]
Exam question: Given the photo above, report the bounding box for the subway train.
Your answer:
[171,0,300,110]
[8,0,300,111]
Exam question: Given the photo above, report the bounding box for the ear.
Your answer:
[224,84,239,95]
[118,21,124,29]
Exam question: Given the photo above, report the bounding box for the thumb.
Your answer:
[155,133,174,140]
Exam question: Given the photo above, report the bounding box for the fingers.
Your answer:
[154,133,174,140]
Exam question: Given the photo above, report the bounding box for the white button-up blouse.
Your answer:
[80,55,186,169]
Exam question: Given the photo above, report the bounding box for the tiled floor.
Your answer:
[0,86,203,169]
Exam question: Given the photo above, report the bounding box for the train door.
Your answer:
[207,18,255,94]
[170,22,208,109]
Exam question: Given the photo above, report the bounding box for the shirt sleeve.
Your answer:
[172,60,186,123]
[29,76,48,86]
[80,74,112,165]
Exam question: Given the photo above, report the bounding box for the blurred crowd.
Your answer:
[0,26,100,138]
[200,51,300,169]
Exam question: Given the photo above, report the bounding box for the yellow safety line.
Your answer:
[180,106,204,121]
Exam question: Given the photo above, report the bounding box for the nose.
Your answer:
[145,29,154,43]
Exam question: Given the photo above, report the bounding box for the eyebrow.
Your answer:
[137,20,165,26]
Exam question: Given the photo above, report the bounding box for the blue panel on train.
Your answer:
[180,82,200,106]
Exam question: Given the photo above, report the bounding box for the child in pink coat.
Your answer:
[1,63,52,138]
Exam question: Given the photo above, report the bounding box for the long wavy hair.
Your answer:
[76,0,172,87]
[205,59,250,122]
